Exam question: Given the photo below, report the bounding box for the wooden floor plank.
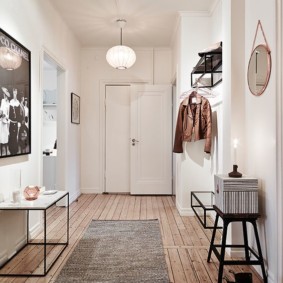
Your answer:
[187,248,213,283]
[168,248,187,283]
[162,197,184,246]
[119,195,131,220]
[0,194,264,283]
[178,248,199,283]
[156,197,174,246]
[105,194,121,220]
[182,216,202,247]
[197,247,221,283]
[125,196,135,220]
[164,249,174,283]
[151,196,160,219]
[133,196,141,220]
[189,217,210,246]
[111,195,126,220]
[140,197,147,220]
[146,197,154,219]
[98,194,116,220]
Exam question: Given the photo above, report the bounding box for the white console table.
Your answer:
[0,191,69,277]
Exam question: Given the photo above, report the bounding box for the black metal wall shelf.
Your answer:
[191,42,222,88]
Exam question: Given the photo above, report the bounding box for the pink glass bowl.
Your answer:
[24,186,40,200]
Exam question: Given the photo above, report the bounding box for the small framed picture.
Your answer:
[71,92,80,124]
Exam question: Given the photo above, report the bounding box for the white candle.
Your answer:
[233,138,238,165]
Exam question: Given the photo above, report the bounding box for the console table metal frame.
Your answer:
[207,205,267,283]
[0,192,69,277]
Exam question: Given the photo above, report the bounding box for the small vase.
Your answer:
[24,186,40,200]
[228,165,242,178]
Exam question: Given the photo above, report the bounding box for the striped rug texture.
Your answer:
[55,220,170,283]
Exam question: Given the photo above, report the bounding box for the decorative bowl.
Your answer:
[24,186,40,200]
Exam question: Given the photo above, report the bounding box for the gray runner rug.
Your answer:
[55,220,170,283]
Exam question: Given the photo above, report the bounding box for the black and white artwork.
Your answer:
[71,92,80,124]
[0,28,31,158]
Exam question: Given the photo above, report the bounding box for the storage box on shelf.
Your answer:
[214,174,259,214]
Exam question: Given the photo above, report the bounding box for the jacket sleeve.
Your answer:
[173,103,185,153]
[204,101,212,154]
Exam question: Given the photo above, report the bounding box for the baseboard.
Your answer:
[69,190,81,203]
[251,260,274,283]
[229,248,245,258]
[29,222,42,239]
[176,200,194,216]
[0,233,29,267]
[0,250,7,267]
[81,187,103,194]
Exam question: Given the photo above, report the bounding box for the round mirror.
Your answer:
[247,44,271,96]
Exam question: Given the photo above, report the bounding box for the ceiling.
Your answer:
[49,0,217,47]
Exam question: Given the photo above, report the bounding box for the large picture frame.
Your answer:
[0,28,31,158]
[71,92,80,124]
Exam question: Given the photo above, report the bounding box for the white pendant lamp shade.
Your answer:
[0,47,22,70]
[106,19,136,70]
[106,45,136,70]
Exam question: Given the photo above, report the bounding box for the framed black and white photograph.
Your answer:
[0,28,31,158]
[71,92,80,124]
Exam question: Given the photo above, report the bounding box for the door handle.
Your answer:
[131,138,139,146]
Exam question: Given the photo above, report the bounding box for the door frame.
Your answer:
[276,0,283,280]
[130,84,173,195]
[99,80,150,193]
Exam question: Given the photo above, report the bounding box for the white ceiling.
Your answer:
[49,0,217,47]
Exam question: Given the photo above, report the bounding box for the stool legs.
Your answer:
[208,213,267,283]
[218,220,228,283]
[242,220,250,261]
[252,220,268,283]
[207,213,219,262]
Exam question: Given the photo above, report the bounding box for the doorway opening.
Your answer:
[42,52,65,192]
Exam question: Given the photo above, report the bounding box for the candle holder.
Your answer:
[24,186,40,200]
[228,165,242,178]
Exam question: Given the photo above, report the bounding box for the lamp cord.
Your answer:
[115,0,122,45]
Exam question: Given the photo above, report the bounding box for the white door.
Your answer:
[130,85,172,195]
[105,85,131,193]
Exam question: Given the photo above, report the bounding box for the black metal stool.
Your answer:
[207,205,267,283]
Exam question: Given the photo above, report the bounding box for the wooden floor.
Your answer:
[0,194,264,283]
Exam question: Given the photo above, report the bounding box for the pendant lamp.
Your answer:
[0,47,22,70]
[106,19,136,70]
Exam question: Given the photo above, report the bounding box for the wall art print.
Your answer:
[71,92,80,124]
[0,28,31,158]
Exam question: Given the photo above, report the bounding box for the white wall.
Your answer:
[221,0,248,252]
[220,0,278,281]
[172,5,224,215]
[0,0,81,265]
[80,47,172,193]
[171,18,182,204]
[245,0,277,281]
[277,1,283,281]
